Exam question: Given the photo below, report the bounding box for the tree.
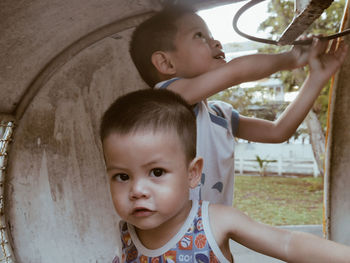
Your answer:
[257,0,345,176]
[255,155,277,176]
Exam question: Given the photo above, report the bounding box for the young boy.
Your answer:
[100,88,350,263]
[129,4,348,205]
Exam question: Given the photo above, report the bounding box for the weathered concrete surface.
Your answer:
[0,0,236,115]
[325,6,350,245]
[0,0,159,114]
[6,29,147,262]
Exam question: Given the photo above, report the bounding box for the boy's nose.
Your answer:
[211,39,222,49]
[129,179,150,200]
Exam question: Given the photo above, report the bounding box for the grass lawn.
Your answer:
[233,175,324,226]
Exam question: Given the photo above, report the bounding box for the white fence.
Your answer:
[235,142,320,177]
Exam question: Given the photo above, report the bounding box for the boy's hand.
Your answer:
[288,39,312,69]
[308,38,348,82]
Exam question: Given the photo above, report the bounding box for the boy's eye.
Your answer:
[194,32,208,43]
[195,32,205,39]
[113,173,129,182]
[150,168,165,177]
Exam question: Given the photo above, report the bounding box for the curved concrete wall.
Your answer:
[0,0,158,114]
[6,28,147,262]
[1,0,157,261]
[0,0,234,115]
[1,1,234,261]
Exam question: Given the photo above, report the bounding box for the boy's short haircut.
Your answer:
[100,89,197,162]
[129,4,196,87]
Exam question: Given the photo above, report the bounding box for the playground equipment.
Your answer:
[0,0,349,262]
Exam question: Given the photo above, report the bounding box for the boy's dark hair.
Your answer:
[129,4,196,87]
[100,89,197,162]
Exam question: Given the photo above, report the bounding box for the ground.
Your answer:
[233,174,323,225]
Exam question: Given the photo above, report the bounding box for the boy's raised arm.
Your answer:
[286,231,350,262]
[167,43,311,105]
[210,204,350,262]
[236,39,348,143]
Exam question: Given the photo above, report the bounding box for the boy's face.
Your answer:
[169,13,226,78]
[103,130,200,231]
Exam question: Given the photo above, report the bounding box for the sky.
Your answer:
[198,1,270,44]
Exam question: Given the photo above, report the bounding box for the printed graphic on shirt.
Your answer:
[179,236,193,250]
[163,251,176,263]
[197,173,223,202]
[211,182,223,192]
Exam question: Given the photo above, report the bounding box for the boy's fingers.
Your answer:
[297,34,321,41]
[328,40,337,53]
[337,43,348,62]
[328,42,348,71]
[310,38,320,58]
[319,39,329,54]
[328,39,338,54]
[339,41,348,56]
[296,34,309,41]
[312,38,328,55]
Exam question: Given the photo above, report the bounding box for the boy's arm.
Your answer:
[167,44,310,105]
[236,39,348,143]
[210,204,350,262]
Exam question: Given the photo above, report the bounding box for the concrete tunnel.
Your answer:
[0,0,349,262]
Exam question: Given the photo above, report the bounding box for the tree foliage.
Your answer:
[259,0,345,36]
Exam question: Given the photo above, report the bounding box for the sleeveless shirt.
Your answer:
[113,200,230,263]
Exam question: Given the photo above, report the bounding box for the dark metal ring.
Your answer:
[232,0,350,45]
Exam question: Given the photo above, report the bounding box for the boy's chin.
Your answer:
[131,217,162,230]
[133,222,162,232]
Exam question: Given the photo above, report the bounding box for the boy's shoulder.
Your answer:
[208,100,235,114]
[208,100,239,134]
[207,203,242,235]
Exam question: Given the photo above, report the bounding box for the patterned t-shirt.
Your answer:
[112,200,230,263]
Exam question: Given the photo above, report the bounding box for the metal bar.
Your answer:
[0,121,15,263]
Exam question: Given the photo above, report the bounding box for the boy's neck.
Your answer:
[134,200,193,250]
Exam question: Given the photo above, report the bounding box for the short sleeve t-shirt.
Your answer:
[156,79,239,205]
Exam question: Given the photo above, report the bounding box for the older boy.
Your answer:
[129,4,348,205]
[101,88,350,263]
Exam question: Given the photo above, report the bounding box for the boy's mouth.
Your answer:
[214,51,225,60]
[132,207,155,217]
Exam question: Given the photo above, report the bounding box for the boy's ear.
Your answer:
[151,51,176,75]
[188,157,203,189]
